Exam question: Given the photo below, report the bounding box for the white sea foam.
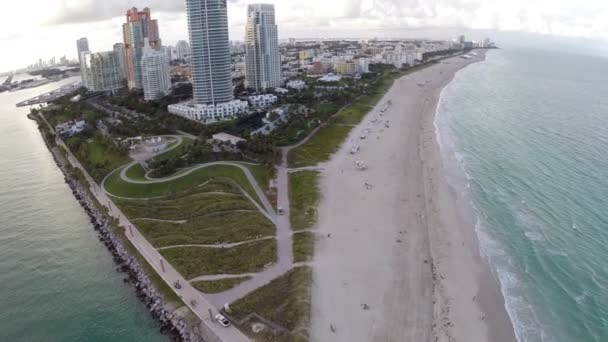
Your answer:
[434,64,547,342]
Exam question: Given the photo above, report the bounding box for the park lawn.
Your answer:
[315,103,340,117]
[288,124,352,168]
[115,189,253,221]
[228,266,312,339]
[125,163,147,181]
[293,232,315,263]
[75,139,130,182]
[134,211,275,247]
[237,162,273,195]
[153,137,194,162]
[104,164,262,203]
[192,276,251,294]
[333,103,372,125]
[289,171,320,231]
[160,239,277,279]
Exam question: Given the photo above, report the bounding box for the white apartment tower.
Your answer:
[186,0,233,105]
[141,41,172,101]
[82,51,122,93]
[244,4,281,92]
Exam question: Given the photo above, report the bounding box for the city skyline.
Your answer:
[3,1,608,72]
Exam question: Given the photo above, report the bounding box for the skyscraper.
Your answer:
[169,0,249,123]
[113,43,128,81]
[245,4,281,92]
[142,41,172,101]
[76,38,90,87]
[175,40,191,61]
[186,0,233,105]
[123,7,160,90]
[81,51,122,93]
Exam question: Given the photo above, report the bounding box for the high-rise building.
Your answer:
[169,0,248,123]
[122,7,160,90]
[244,4,281,92]
[186,0,233,105]
[141,41,172,101]
[82,51,122,93]
[175,40,191,61]
[113,43,128,81]
[76,38,90,87]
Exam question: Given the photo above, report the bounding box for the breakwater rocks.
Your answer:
[67,176,199,342]
[43,144,202,341]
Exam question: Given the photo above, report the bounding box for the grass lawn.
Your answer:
[289,171,320,231]
[160,239,277,279]
[104,164,261,203]
[228,266,312,339]
[293,232,315,263]
[288,124,352,168]
[74,139,130,182]
[236,162,273,195]
[192,276,251,294]
[315,103,340,117]
[333,103,372,126]
[125,163,146,181]
[153,137,194,162]
[135,211,274,247]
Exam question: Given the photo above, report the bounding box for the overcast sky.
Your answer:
[1,0,608,71]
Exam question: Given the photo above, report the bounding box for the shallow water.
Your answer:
[437,48,608,342]
[0,78,168,341]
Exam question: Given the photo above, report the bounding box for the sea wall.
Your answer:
[34,115,204,342]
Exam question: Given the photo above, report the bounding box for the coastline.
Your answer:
[29,115,201,342]
[311,50,517,341]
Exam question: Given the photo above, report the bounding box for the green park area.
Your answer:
[192,276,252,294]
[228,267,312,342]
[160,239,277,279]
[104,162,277,291]
[293,232,315,263]
[288,171,321,231]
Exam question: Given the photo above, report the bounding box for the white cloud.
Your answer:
[1,0,608,70]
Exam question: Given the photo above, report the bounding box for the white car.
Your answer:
[215,314,231,327]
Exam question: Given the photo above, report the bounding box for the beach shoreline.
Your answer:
[311,50,517,342]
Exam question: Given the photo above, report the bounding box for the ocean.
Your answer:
[436,48,608,342]
[0,77,167,341]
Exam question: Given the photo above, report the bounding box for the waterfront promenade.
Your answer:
[38,114,250,342]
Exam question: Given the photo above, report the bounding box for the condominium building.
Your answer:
[82,51,122,93]
[141,42,171,101]
[244,4,281,92]
[123,7,160,90]
[76,38,90,87]
[175,40,191,61]
[113,43,128,80]
[169,0,248,123]
[187,0,233,105]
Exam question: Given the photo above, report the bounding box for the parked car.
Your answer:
[215,314,231,327]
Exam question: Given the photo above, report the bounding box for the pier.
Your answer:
[16,81,82,107]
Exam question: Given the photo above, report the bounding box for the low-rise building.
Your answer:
[56,120,86,137]
[286,80,306,90]
[248,94,278,109]
[168,100,249,124]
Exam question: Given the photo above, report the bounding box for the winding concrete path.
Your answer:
[41,131,249,341]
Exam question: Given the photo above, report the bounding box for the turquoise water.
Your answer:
[0,79,168,341]
[437,49,608,341]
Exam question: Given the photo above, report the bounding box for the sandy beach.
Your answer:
[311,51,517,342]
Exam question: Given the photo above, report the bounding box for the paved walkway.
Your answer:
[39,133,249,341]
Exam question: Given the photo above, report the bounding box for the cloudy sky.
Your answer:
[1,0,608,71]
